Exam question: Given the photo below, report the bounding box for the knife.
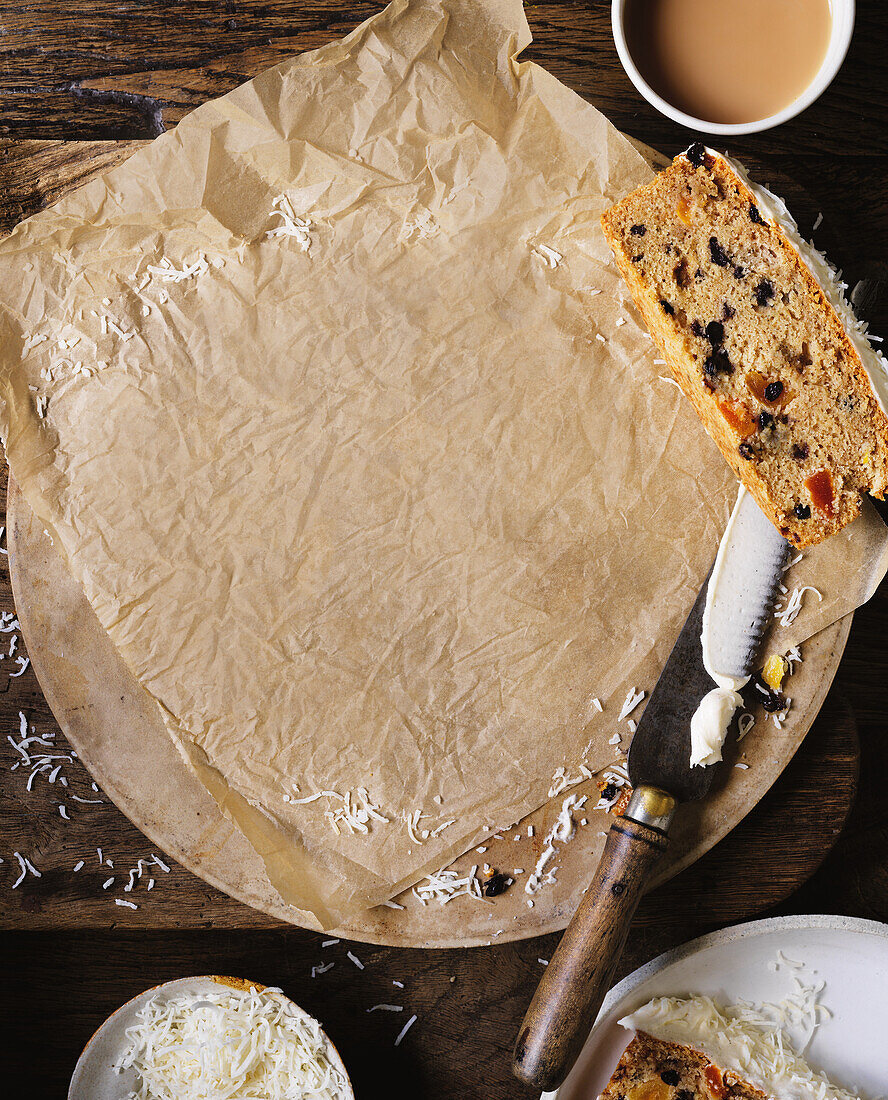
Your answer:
[512,491,789,1093]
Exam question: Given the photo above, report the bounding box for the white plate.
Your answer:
[549,914,888,1100]
[68,974,355,1100]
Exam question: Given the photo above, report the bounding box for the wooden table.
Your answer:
[1,3,887,1097]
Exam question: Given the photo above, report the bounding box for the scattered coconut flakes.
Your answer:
[547,764,593,798]
[393,980,404,989]
[266,194,313,253]
[21,332,48,357]
[402,209,438,241]
[591,697,603,713]
[367,1003,403,1013]
[783,551,804,572]
[394,1014,417,1046]
[73,860,84,872]
[147,253,210,284]
[294,786,389,836]
[737,713,756,741]
[11,851,41,888]
[618,687,645,722]
[785,644,803,671]
[538,958,549,966]
[8,710,82,794]
[347,951,364,970]
[532,243,563,269]
[526,793,586,896]
[321,938,339,948]
[405,809,426,843]
[115,898,138,909]
[734,763,750,770]
[311,962,335,978]
[594,764,631,812]
[9,656,29,678]
[411,865,484,907]
[774,585,822,628]
[813,211,823,231]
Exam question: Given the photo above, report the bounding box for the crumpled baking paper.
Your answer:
[0,0,885,927]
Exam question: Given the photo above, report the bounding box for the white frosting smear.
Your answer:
[690,687,743,767]
[620,995,864,1100]
[696,147,888,417]
[691,486,755,766]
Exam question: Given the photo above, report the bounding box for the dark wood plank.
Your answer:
[0,1,883,153]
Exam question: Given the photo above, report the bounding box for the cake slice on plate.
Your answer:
[600,996,862,1100]
[601,144,888,548]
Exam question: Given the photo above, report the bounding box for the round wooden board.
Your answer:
[7,477,854,946]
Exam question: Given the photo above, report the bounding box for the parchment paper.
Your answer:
[0,0,884,928]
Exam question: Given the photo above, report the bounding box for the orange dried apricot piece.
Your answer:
[628,1080,672,1100]
[716,397,757,439]
[805,469,835,514]
[704,1065,727,1100]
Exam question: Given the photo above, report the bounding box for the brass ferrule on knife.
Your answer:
[625,785,677,833]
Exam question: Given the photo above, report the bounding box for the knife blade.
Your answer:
[629,489,790,801]
[514,491,790,1094]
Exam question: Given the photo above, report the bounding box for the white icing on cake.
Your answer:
[620,995,863,1100]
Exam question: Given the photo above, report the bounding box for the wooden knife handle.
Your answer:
[512,811,670,1093]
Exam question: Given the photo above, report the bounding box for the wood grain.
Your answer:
[514,813,670,1092]
[0,3,886,1098]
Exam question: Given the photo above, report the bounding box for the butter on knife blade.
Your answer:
[691,487,790,767]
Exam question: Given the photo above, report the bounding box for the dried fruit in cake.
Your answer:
[600,145,888,548]
[599,1032,767,1100]
[601,996,864,1100]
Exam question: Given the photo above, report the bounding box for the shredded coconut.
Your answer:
[114,983,349,1099]
[411,865,485,907]
[394,1014,417,1047]
[526,793,586,895]
[11,851,41,888]
[618,687,645,722]
[737,713,756,741]
[532,243,563,269]
[266,194,313,253]
[147,253,211,284]
[774,585,822,628]
[621,976,857,1100]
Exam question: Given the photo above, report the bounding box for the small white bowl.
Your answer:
[611,0,855,136]
[68,975,355,1100]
